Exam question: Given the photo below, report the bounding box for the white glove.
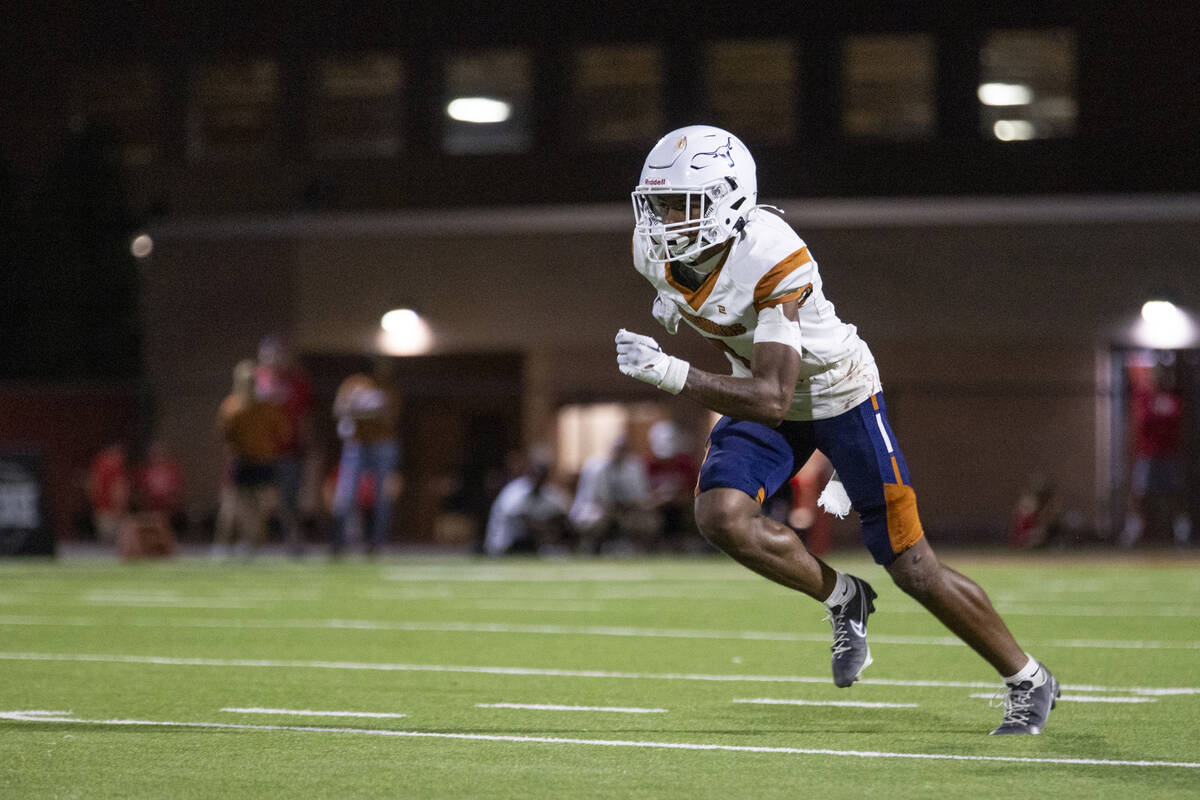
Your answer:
[615,329,689,394]
[652,292,681,334]
[817,471,853,518]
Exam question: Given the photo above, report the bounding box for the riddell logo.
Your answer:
[643,178,668,185]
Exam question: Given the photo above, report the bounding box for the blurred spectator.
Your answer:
[1121,363,1192,548]
[87,442,131,545]
[1010,474,1064,549]
[644,421,699,551]
[212,359,291,559]
[255,334,314,555]
[135,439,186,535]
[789,452,835,557]
[330,356,402,556]
[484,448,572,556]
[569,436,658,554]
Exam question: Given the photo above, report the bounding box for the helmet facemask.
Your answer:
[632,178,738,264]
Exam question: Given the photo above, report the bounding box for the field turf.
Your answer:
[1,548,1198,798]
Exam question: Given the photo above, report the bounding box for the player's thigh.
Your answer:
[697,416,815,505]
[814,394,924,565]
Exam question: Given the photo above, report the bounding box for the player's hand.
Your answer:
[615,329,689,394]
[652,292,681,334]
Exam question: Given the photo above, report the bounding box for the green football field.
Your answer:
[1,548,1198,798]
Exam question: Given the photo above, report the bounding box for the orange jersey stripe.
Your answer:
[752,247,811,311]
[884,483,925,554]
[757,283,812,311]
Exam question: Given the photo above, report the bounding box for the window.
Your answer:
[443,49,532,154]
[979,29,1077,141]
[706,40,797,144]
[311,53,404,158]
[69,64,162,166]
[555,402,673,475]
[842,33,935,140]
[186,59,281,161]
[570,44,664,147]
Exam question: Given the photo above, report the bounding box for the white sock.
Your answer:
[822,572,855,609]
[1002,654,1045,687]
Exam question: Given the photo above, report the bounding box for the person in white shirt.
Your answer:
[568,436,658,554]
[484,455,571,557]
[615,125,1058,735]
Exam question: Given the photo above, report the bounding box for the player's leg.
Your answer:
[329,443,362,554]
[887,541,1059,734]
[886,539,1025,673]
[695,487,835,600]
[693,417,876,686]
[823,394,1057,732]
[274,456,303,555]
[366,440,400,554]
[693,416,833,597]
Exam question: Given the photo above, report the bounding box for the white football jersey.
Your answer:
[633,209,881,421]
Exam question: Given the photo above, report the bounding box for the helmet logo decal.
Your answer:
[689,137,736,170]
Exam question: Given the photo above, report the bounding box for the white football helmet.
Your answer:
[632,125,758,264]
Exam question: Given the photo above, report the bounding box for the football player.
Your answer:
[616,125,1058,734]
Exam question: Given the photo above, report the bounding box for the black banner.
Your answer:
[0,451,55,556]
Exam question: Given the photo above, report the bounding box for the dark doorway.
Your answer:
[1109,348,1199,548]
[302,352,524,549]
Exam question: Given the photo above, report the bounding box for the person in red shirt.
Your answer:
[87,442,130,545]
[1121,363,1191,548]
[136,439,186,534]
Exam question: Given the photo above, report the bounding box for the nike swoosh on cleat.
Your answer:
[849,620,866,637]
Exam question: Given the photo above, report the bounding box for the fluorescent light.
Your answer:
[978,82,1033,106]
[446,97,512,124]
[993,119,1035,141]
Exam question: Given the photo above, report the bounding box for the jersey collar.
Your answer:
[663,241,733,310]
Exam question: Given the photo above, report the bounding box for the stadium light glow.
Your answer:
[993,119,1035,141]
[379,308,433,356]
[130,233,154,258]
[1131,299,1199,350]
[446,97,512,124]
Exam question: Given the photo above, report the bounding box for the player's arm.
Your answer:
[616,300,802,427]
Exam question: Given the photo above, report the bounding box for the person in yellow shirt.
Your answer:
[213,359,291,558]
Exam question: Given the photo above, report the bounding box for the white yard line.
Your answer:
[3,614,1198,651]
[220,707,407,718]
[0,711,1196,769]
[81,591,260,609]
[455,601,609,613]
[897,604,1200,619]
[2,651,1197,696]
[734,698,918,709]
[968,693,1157,704]
[81,599,261,609]
[477,703,667,713]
